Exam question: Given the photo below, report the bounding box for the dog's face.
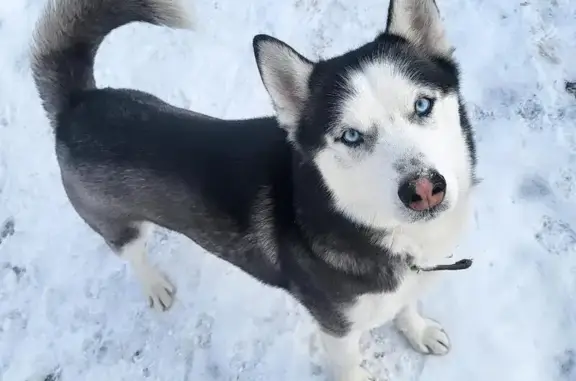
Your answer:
[254,0,476,229]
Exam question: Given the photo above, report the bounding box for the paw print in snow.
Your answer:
[534,216,576,256]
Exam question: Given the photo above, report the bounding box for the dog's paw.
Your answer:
[404,318,450,356]
[141,269,176,312]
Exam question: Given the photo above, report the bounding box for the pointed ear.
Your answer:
[253,34,314,133]
[385,0,453,57]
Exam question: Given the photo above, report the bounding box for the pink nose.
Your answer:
[410,178,445,211]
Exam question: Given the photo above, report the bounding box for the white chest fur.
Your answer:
[347,200,471,331]
[347,272,429,331]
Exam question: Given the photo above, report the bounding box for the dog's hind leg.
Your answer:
[74,208,176,311]
[110,221,176,312]
[61,174,176,311]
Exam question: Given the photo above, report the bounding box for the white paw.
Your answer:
[405,318,450,356]
[140,269,176,312]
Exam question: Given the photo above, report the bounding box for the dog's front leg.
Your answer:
[320,329,374,381]
[394,301,450,355]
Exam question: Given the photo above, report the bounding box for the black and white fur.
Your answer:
[30,0,477,379]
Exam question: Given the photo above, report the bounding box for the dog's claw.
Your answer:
[413,320,451,356]
[141,269,176,312]
[396,311,451,356]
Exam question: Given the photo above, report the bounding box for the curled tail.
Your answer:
[30,0,193,125]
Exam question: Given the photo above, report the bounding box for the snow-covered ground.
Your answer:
[1,0,576,380]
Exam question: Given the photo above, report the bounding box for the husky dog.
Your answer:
[31,0,477,379]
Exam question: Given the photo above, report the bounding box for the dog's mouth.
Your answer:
[407,202,449,222]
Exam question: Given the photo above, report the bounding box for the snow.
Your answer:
[1,0,576,380]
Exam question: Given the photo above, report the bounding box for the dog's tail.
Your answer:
[30,0,194,125]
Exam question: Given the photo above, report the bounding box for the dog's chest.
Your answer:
[346,205,470,331]
[346,271,430,331]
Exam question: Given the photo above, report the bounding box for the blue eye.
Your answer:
[414,97,434,117]
[340,128,364,146]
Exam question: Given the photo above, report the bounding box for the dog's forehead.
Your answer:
[339,59,423,130]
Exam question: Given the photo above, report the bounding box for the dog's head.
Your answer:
[253,0,476,229]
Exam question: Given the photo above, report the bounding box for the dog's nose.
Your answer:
[398,171,446,211]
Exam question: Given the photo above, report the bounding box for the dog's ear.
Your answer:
[253,35,314,134]
[385,0,453,57]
